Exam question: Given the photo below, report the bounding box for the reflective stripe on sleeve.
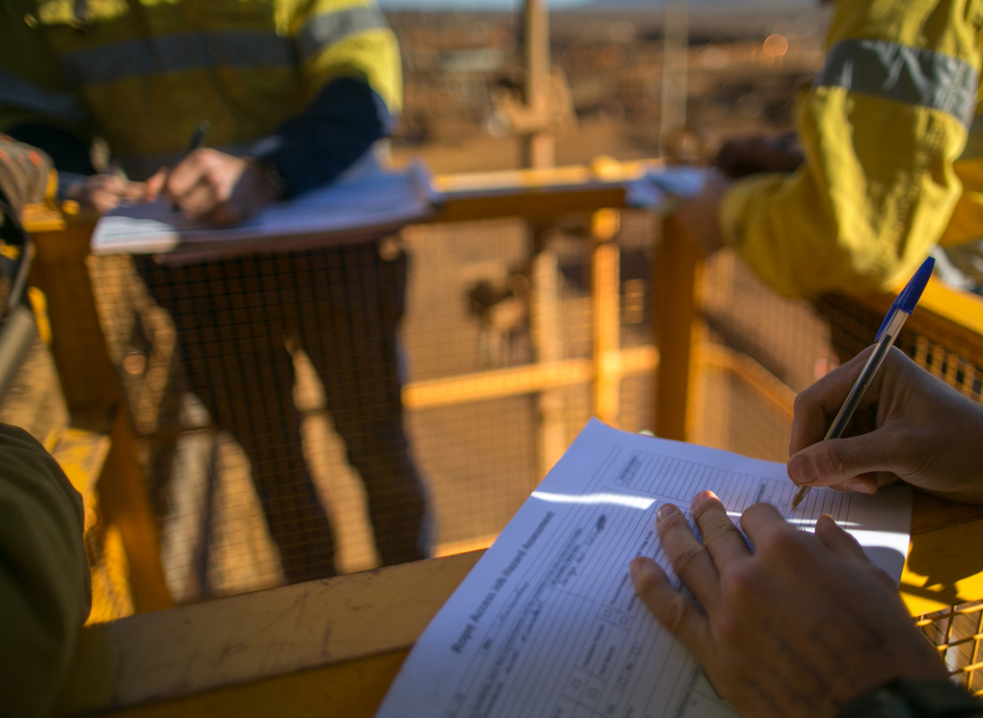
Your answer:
[59,31,294,87]
[295,5,390,63]
[0,70,87,123]
[816,38,978,126]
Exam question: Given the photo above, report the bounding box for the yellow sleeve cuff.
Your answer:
[718,173,788,251]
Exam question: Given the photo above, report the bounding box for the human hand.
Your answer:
[788,347,983,502]
[675,168,730,256]
[65,174,147,213]
[631,492,947,718]
[715,132,804,180]
[146,149,281,225]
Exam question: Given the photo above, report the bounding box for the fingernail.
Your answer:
[656,503,677,525]
[691,490,716,514]
[631,557,656,581]
[788,455,818,484]
[846,479,874,494]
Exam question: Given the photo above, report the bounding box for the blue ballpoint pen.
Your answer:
[791,256,936,509]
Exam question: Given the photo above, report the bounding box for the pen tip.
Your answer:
[790,494,803,510]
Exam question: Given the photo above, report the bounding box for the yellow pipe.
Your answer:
[402,345,659,410]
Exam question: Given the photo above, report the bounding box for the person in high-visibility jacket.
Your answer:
[681,0,983,299]
[0,0,430,585]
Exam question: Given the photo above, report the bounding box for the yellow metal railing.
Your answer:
[21,158,662,613]
[25,162,983,603]
[21,158,983,712]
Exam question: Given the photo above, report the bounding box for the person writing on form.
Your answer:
[633,347,983,717]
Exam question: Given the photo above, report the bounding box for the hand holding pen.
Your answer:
[791,257,935,509]
[143,120,210,213]
[145,121,282,225]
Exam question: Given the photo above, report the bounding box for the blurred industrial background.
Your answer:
[11,0,983,711]
[7,0,839,604]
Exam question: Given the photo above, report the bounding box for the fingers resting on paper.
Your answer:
[689,491,750,570]
[632,493,949,718]
[631,491,748,664]
[629,555,712,666]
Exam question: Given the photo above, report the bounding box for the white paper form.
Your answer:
[375,419,912,718]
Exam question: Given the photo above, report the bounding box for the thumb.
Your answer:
[788,429,902,488]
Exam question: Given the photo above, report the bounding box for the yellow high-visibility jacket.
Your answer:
[0,0,401,180]
[720,0,983,298]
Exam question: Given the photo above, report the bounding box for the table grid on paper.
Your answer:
[444,455,717,717]
[612,450,853,524]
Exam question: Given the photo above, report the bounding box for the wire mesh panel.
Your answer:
[817,293,983,401]
[696,248,833,462]
[83,210,664,602]
[409,398,536,553]
[401,219,532,380]
[402,215,650,554]
[89,243,430,601]
[918,603,983,696]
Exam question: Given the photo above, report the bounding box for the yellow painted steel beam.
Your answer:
[96,650,410,718]
[431,158,657,223]
[591,209,622,425]
[902,516,983,616]
[401,345,659,410]
[54,552,484,717]
[432,157,657,194]
[434,533,499,557]
[22,157,664,236]
[653,215,705,442]
[433,186,628,224]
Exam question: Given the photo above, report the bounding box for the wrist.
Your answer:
[840,679,983,718]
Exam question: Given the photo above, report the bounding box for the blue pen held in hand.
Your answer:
[791,256,936,509]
